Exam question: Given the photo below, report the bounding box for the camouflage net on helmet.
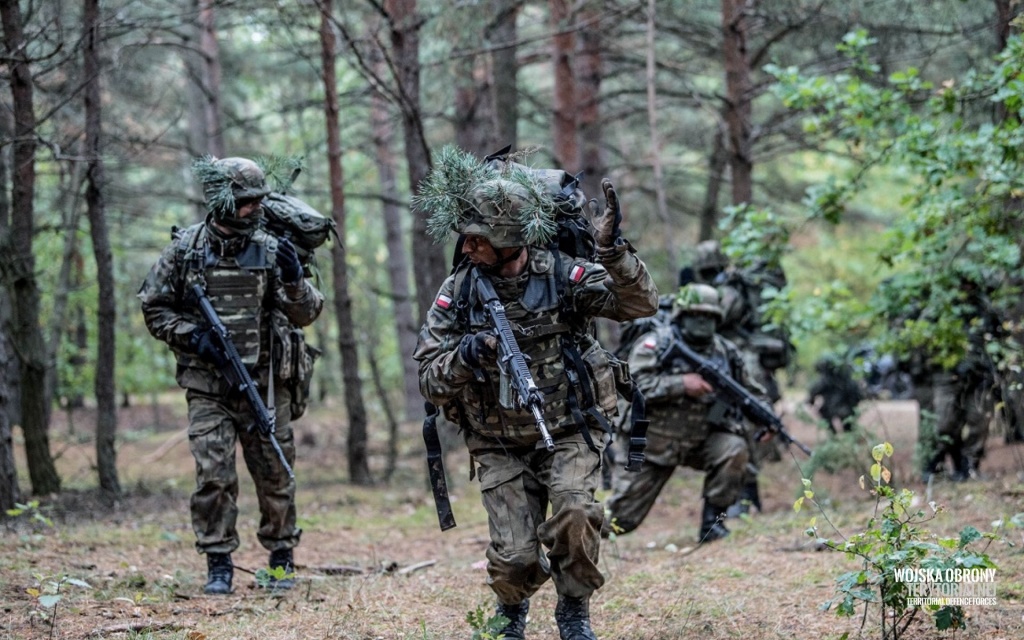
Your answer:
[414,145,561,247]
[255,155,305,194]
[191,155,238,218]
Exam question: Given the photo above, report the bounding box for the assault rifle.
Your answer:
[192,284,294,477]
[659,335,813,457]
[473,270,556,451]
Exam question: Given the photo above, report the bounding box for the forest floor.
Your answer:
[2,392,1024,640]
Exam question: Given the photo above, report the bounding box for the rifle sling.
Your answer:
[423,402,457,531]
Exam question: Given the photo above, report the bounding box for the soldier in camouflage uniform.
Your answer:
[603,284,763,543]
[806,353,863,434]
[138,157,324,595]
[413,147,658,640]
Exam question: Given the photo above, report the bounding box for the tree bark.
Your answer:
[197,0,225,158]
[722,0,754,206]
[84,0,121,498]
[1,0,60,495]
[385,0,446,321]
[550,0,578,169]
[0,323,17,511]
[371,51,422,423]
[699,124,728,241]
[454,52,495,156]
[320,2,371,485]
[644,0,676,275]
[488,0,519,152]
[575,2,603,199]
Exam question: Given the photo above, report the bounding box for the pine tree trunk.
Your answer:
[320,4,371,485]
[550,0,578,170]
[489,0,519,152]
[84,0,121,498]
[575,3,603,200]
[722,0,754,206]
[1,0,60,496]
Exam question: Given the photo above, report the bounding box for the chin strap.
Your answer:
[480,246,525,274]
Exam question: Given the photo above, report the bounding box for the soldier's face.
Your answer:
[462,234,500,266]
[234,196,264,218]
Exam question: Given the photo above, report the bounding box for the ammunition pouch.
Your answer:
[275,322,320,419]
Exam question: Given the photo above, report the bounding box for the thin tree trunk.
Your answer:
[320,2,371,485]
[0,323,17,511]
[198,0,225,158]
[645,0,675,275]
[550,0,578,169]
[385,0,446,321]
[454,52,494,156]
[575,3,602,198]
[722,0,754,206]
[699,125,728,241]
[0,98,16,432]
[370,52,421,422]
[84,0,120,497]
[1,0,60,495]
[489,0,519,151]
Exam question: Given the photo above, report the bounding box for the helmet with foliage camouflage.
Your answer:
[692,240,729,282]
[672,283,724,320]
[416,145,562,249]
[192,156,271,221]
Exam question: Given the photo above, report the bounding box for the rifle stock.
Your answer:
[191,284,295,477]
[472,271,556,451]
[659,335,812,457]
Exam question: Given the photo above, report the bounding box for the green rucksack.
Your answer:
[261,192,338,264]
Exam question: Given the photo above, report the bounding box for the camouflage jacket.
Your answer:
[137,222,324,395]
[627,324,766,441]
[414,244,658,449]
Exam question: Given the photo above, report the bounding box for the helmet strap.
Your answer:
[481,246,525,274]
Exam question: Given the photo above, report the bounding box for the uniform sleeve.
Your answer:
[273,277,324,327]
[137,242,201,351]
[567,245,659,322]
[627,329,687,405]
[412,275,476,406]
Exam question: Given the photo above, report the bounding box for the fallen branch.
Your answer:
[398,559,436,575]
[141,429,188,464]
[312,564,365,575]
[88,621,185,637]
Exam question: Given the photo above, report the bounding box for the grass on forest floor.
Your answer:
[2,397,1024,639]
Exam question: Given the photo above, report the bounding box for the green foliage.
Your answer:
[465,603,510,640]
[797,427,872,485]
[766,30,1024,372]
[6,500,54,528]
[801,443,999,639]
[255,564,296,589]
[26,574,92,631]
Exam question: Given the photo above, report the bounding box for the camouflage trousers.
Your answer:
[185,387,299,555]
[468,431,605,604]
[603,429,748,535]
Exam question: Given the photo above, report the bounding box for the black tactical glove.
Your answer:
[190,326,228,369]
[276,237,303,283]
[590,178,623,248]
[459,331,497,369]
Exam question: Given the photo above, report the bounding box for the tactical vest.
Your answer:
[173,224,277,378]
[445,248,621,448]
[645,326,738,441]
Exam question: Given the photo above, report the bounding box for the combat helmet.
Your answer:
[192,156,271,221]
[692,240,729,283]
[417,145,561,249]
[672,283,724,321]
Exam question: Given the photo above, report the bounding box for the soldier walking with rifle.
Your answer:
[138,157,324,595]
[413,147,658,640]
[604,284,801,543]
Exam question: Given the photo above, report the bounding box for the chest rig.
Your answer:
[174,223,276,370]
[650,326,739,439]
[448,249,628,452]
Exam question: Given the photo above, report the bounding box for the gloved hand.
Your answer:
[590,178,623,248]
[190,326,228,369]
[459,331,497,369]
[276,237,303,283]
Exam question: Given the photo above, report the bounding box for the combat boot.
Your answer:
[494,598,529,639]
[726,479,761,517]
[266,548,296,590]
[204,553,233,595]
[698,502,730,543]
[554,595,597,640]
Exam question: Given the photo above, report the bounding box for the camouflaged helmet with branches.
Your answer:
[672,284,724,320]
[415,145,563,249]
[191,156,271,220]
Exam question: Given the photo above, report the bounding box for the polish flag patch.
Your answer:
[642,337,658,350]
[569,265,586,283]
[435,294,453,309]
